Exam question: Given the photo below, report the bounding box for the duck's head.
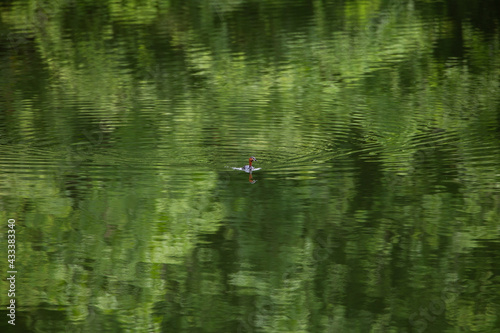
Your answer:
[249,156,257,162]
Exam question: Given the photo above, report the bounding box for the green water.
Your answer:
[1,0,500,332]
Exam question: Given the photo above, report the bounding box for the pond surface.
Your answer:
[1,0,500,332]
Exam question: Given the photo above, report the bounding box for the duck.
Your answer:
[244,156,257,172]
[231,156,261,173]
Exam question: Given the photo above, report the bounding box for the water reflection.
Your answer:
[1,0,500,332]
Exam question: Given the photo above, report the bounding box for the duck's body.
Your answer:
[232,156,261,173]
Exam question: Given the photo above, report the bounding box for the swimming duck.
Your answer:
[232,156,261,173]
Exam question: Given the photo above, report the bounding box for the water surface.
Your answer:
[1,0,500,332]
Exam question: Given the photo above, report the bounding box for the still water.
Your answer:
[1,0,500,332]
